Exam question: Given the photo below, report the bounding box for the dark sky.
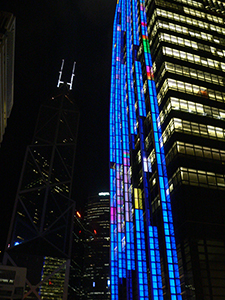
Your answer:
[0,0,116,251]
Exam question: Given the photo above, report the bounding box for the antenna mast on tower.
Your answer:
[57,59,76,90]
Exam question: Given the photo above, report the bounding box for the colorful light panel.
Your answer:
[109,0,182,299]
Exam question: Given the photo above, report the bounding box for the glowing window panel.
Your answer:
[110,0,183,299]
[134,189,149,299]
[132,0,139,45]
[139,0,182,298]
[135,61,147,117]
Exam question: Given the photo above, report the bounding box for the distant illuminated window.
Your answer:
[98,192,110,196]
[93,281,95,287]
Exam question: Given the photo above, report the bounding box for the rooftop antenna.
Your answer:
[57,59,76,90]
[57,59,65,88]
[67,61,76,90]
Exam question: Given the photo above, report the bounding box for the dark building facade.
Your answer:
[0,11,15,144]
[109,0,225,300]
[83,192,110,300]
[3,82,79,299]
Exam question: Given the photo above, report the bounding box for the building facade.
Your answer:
[0,265,26,299]
[109,0,225,299]
[3,82,79,299]
[0,11,15,144]
[68,211,87,300]
[83,193,110,300]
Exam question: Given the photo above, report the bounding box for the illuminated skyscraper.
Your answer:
[109,0,225,299]
[83,192,110,300]
[3,63,79,299]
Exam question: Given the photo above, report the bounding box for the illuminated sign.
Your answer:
[98,192,109,196]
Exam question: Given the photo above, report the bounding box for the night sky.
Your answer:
[0,0,116,252]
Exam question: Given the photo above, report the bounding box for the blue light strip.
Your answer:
[121,0,126,32]
[110,1,182,299]
[138,118,152,218]
[109,2,117,164]
[119,62,126,279]
[135,61,146,117]
[138,115,164,297]
[139,0,182,298]
[148,226,164,300]
[121,63,135,275]
[126,0,137,137]
[125,0,136,272]
[132,0,139,46]
[134,189,149,300]
[110,168,118,300]
[110,3,120,299]
[134,50,163,297]
[115,18,124,279]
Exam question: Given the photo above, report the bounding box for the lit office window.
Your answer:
[166,141,225,164]
[161,47,225,72]
[170,167,225,190]
[158,79,225,105]
[162,118,225,144]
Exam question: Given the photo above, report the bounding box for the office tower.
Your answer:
[3,71,79,299]
[109,0,225,299]
[0,265,26,299]
[68,211,86,300]
[0,11,15,143]
[83,192,110,300]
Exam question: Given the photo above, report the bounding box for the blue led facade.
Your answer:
[109,0,182,299]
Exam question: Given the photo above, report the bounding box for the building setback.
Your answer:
[109,0,225,300]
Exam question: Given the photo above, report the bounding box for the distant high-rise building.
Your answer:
[3,68,79,299]
[68,211,86,300]
[109,0,225,299]
[0,265,26,299]
[83,192,110,300]
[0,11,15,143]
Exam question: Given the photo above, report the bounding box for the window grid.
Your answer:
[115,34,125,277]
[162,117,225,144]
[158,62,225,88]
[151,21,225,46]
[127,16,138,136]
[183,7,224,24]
[140,1,182,297]
[110,5,119,299]
[134,188,149,300]
[151,0,203,12]
[152,8,225,35]
[132,0,139,46]
[169,0,203,9]
[170,167,225,190]
[157,33,225,59]
[135,61,147,117]
[126,0,136,272]
[158,78,225,105]
[159,97,225,124]
[166,141,225,164]
[197,240,225,299]
[148,226,164,300]
[122,67,136,273]
[162,47,225,73]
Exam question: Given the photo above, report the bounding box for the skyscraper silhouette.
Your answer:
[109,0,225,299]
[4,64,79,299]
[0,11,15,144]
